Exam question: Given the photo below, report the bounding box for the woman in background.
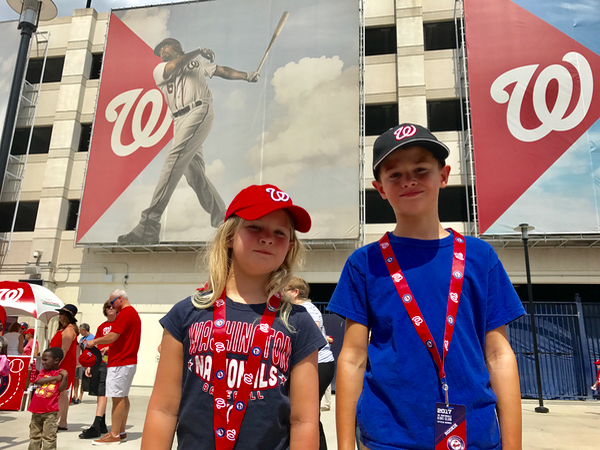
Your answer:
[50,304,79,430]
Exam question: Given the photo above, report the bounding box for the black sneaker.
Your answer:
[117,231,159,245]
[80,427,102,439]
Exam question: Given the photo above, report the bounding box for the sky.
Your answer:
[0,1,185,21]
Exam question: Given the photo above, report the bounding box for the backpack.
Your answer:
[0,355,9,377]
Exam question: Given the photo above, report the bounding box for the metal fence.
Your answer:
[317,298,600,400]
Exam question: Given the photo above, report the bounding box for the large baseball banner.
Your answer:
[77,0,359,245]
[464,0,600,234]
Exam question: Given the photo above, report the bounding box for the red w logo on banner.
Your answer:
[77,14,173,242]
[465,0,600,233]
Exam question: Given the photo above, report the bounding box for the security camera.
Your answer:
[33,250,42,259]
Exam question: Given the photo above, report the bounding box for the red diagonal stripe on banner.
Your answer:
[77,13,173,242]
[464,0,600,233]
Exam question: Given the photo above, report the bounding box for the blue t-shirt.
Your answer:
[328,231,525,450]
[160,297,326,450]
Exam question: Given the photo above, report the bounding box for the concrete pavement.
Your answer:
[1,389,598,449]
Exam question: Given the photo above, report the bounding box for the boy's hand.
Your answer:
[485,326,522,450]
[59,369,68,379]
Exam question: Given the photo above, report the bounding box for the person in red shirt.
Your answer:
[591,359,600,391]
[28,347,69,450]
[86,289,141,445]
[79,300,118,439]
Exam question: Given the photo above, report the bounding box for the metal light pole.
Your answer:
[0,0,57,197]
[515,223,549,413]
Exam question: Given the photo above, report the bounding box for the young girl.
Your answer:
[142,184,326,450]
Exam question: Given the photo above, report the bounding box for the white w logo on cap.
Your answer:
[265,187,289,202]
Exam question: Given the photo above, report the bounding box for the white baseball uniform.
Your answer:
[131,56,226,239]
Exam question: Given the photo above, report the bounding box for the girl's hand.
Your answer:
[141,329,183,450]
[289,350,320,450]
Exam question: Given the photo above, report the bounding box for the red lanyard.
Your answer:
[379,230,466,405]
[212,289,281,450]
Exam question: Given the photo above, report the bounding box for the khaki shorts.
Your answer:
[105,364,136,398]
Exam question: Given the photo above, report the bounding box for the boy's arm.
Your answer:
[58,369,69,391]
[141,329,183,450]
[289,350,320,450]
[34,375,60,385]
[336,319,369,450]
[485,325,522,450]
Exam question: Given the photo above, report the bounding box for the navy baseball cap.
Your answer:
[154,38,182,56]
[373,123,450,179]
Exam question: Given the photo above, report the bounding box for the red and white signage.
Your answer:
[77,13,173,242]
[464,0,600,234]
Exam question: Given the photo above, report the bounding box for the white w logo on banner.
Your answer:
[105,88,172,157]
[490,52,593,142]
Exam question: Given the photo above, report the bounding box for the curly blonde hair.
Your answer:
[192,213,305,330]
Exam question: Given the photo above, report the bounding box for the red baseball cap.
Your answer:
[224,184,311,233]
[79,347,102,368]
[594,359,600,365]
[25,329,35,336]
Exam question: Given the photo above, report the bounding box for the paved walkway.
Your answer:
[1,390,598,449]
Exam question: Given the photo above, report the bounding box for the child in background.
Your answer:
[329,124,526,450]
[591,359,600,391]
[142,184,326,450]
[28,347,69,450]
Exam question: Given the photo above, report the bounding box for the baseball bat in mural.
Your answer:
[256,11,289,73]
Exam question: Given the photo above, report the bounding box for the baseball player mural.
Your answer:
[117,38,260,245]
[77,1,360,245]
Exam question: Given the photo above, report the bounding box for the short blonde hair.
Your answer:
[193,213,305,330]
[287,276,310,300]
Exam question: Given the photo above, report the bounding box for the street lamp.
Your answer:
[514,223,549,413]
[0,0,57,197]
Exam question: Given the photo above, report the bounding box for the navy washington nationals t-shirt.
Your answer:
[160,296,325,450]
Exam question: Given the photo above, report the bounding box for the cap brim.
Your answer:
[373,138,450,172]
[233,204,311,233]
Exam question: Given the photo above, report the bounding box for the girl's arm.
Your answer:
[336,319,369,450]
[18,334,24,354]
[485,325,522,450]
[289,350,319,450]
[141,329,183,450]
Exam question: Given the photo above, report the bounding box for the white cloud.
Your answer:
[222,89,247,113]
[120,7,170,48]
[244,56,359,188]
[206,158,225,180]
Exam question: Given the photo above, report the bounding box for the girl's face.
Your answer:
[230,209,293,279]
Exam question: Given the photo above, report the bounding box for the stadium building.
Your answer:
[0,0,598,398]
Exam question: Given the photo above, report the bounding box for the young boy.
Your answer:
[328,124,526,450]
[28,347,69,450]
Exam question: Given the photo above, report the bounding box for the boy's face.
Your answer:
[372,146,450,219]
[41,352,59,370]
